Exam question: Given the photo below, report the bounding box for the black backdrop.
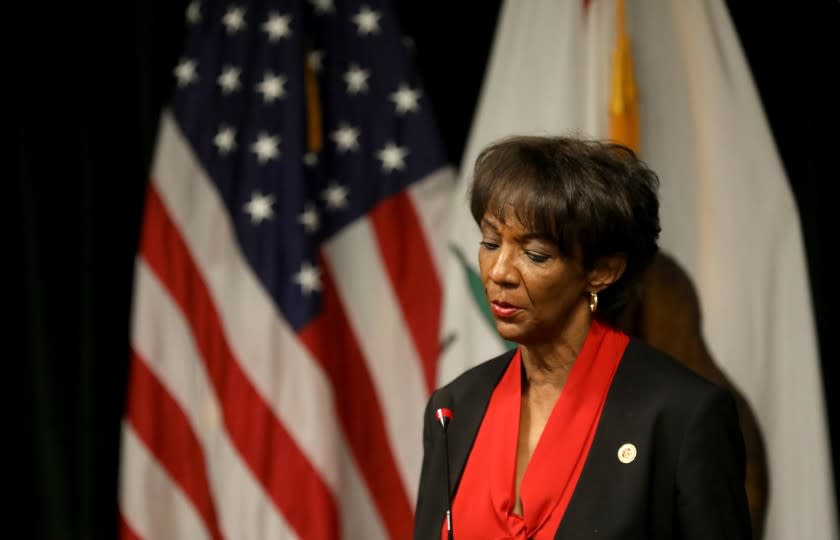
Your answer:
[15,1,839,537]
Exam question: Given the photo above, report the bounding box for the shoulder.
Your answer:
[622,338,725,394]
[601,336,743,475]
[565,337,750,538]
[616,337,736,420]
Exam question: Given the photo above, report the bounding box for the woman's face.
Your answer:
[478,209,592,346]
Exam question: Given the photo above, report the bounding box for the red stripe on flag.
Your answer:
[125,350,224,540]
[298,257,414,540]
[369,192,442,393]
[139,184,339,540]
[119,512,143,540]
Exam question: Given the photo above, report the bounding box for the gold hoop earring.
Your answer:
[589,291,598,313]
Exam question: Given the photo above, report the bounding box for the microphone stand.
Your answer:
[436,408,455,540]
[442,426,454,540]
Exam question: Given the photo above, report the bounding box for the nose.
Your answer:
[487,245,518,287]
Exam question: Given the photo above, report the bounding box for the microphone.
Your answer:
[435,407,455,540]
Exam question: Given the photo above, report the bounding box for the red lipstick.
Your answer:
[490,301,520,318]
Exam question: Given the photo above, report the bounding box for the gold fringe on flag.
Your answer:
[609,0,639,154]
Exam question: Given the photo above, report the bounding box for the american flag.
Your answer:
[118,0,454,538]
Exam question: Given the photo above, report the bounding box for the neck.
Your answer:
[520,315,593,390]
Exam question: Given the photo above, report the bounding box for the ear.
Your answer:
[587,254,627,292]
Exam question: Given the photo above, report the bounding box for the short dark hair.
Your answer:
[469,135,661,320]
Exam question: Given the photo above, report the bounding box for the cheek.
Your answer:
[477,250,493,281]
[529,273,583,308]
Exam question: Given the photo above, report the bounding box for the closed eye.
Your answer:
[480,241,499,250]
[526,251,549,263]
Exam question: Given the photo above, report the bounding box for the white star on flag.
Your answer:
[214,126,237,155]
[309,0,334,15]
[257,72,287,103]
[263,12,292,41]
[173,59,198,87]
[390,83,421,114]
[331,124,360,152]
[303,152,319,166]
[251,132,281,163]
[322,182,349,209]
[377,142,409,172]
[344,64,370,95]
[185,1,201,24]
[352,6,381,35]
[243,192,275,224]
[298,204,320,233]
[218,66,241,94]
[222,6,247,34]
[293,262,322,295]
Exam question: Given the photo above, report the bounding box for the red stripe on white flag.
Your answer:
[130,259,299,539]
[150,113,388,537]
[120,425,213,540]
[125,349,224,540]
[369,192,442,394]
[119,512,143,540]
[139,184,338,539]
[323,217,428,502]
[298,257,414,540]
[127,110,439,538]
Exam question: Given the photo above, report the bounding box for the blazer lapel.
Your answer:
[446,349,515,497]
[553,339,648,539]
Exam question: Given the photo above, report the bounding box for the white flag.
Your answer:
[438,1,837,538]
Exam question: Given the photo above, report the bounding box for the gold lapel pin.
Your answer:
[617,443,637,464]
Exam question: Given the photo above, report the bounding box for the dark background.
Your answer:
[15,1,839,537]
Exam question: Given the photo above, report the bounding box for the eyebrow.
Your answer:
[480,217,554,244]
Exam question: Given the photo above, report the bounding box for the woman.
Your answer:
[414,136,751,539]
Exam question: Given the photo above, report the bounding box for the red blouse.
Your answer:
[443,320,629,540]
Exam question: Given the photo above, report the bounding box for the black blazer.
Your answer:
[414,339,751,540]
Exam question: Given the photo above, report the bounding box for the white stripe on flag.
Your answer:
[119,424,212,540]
[131,260,296,540]
[132,259,387,540]
[407,167,456,280]
[150,112,389,539]
[151,111,341,490]
[323,219,427,502]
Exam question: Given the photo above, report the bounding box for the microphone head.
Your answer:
[435,407,453,429]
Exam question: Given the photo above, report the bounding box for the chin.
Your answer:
[494,322,524,343]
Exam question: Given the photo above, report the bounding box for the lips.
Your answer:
[490,300,521,318]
